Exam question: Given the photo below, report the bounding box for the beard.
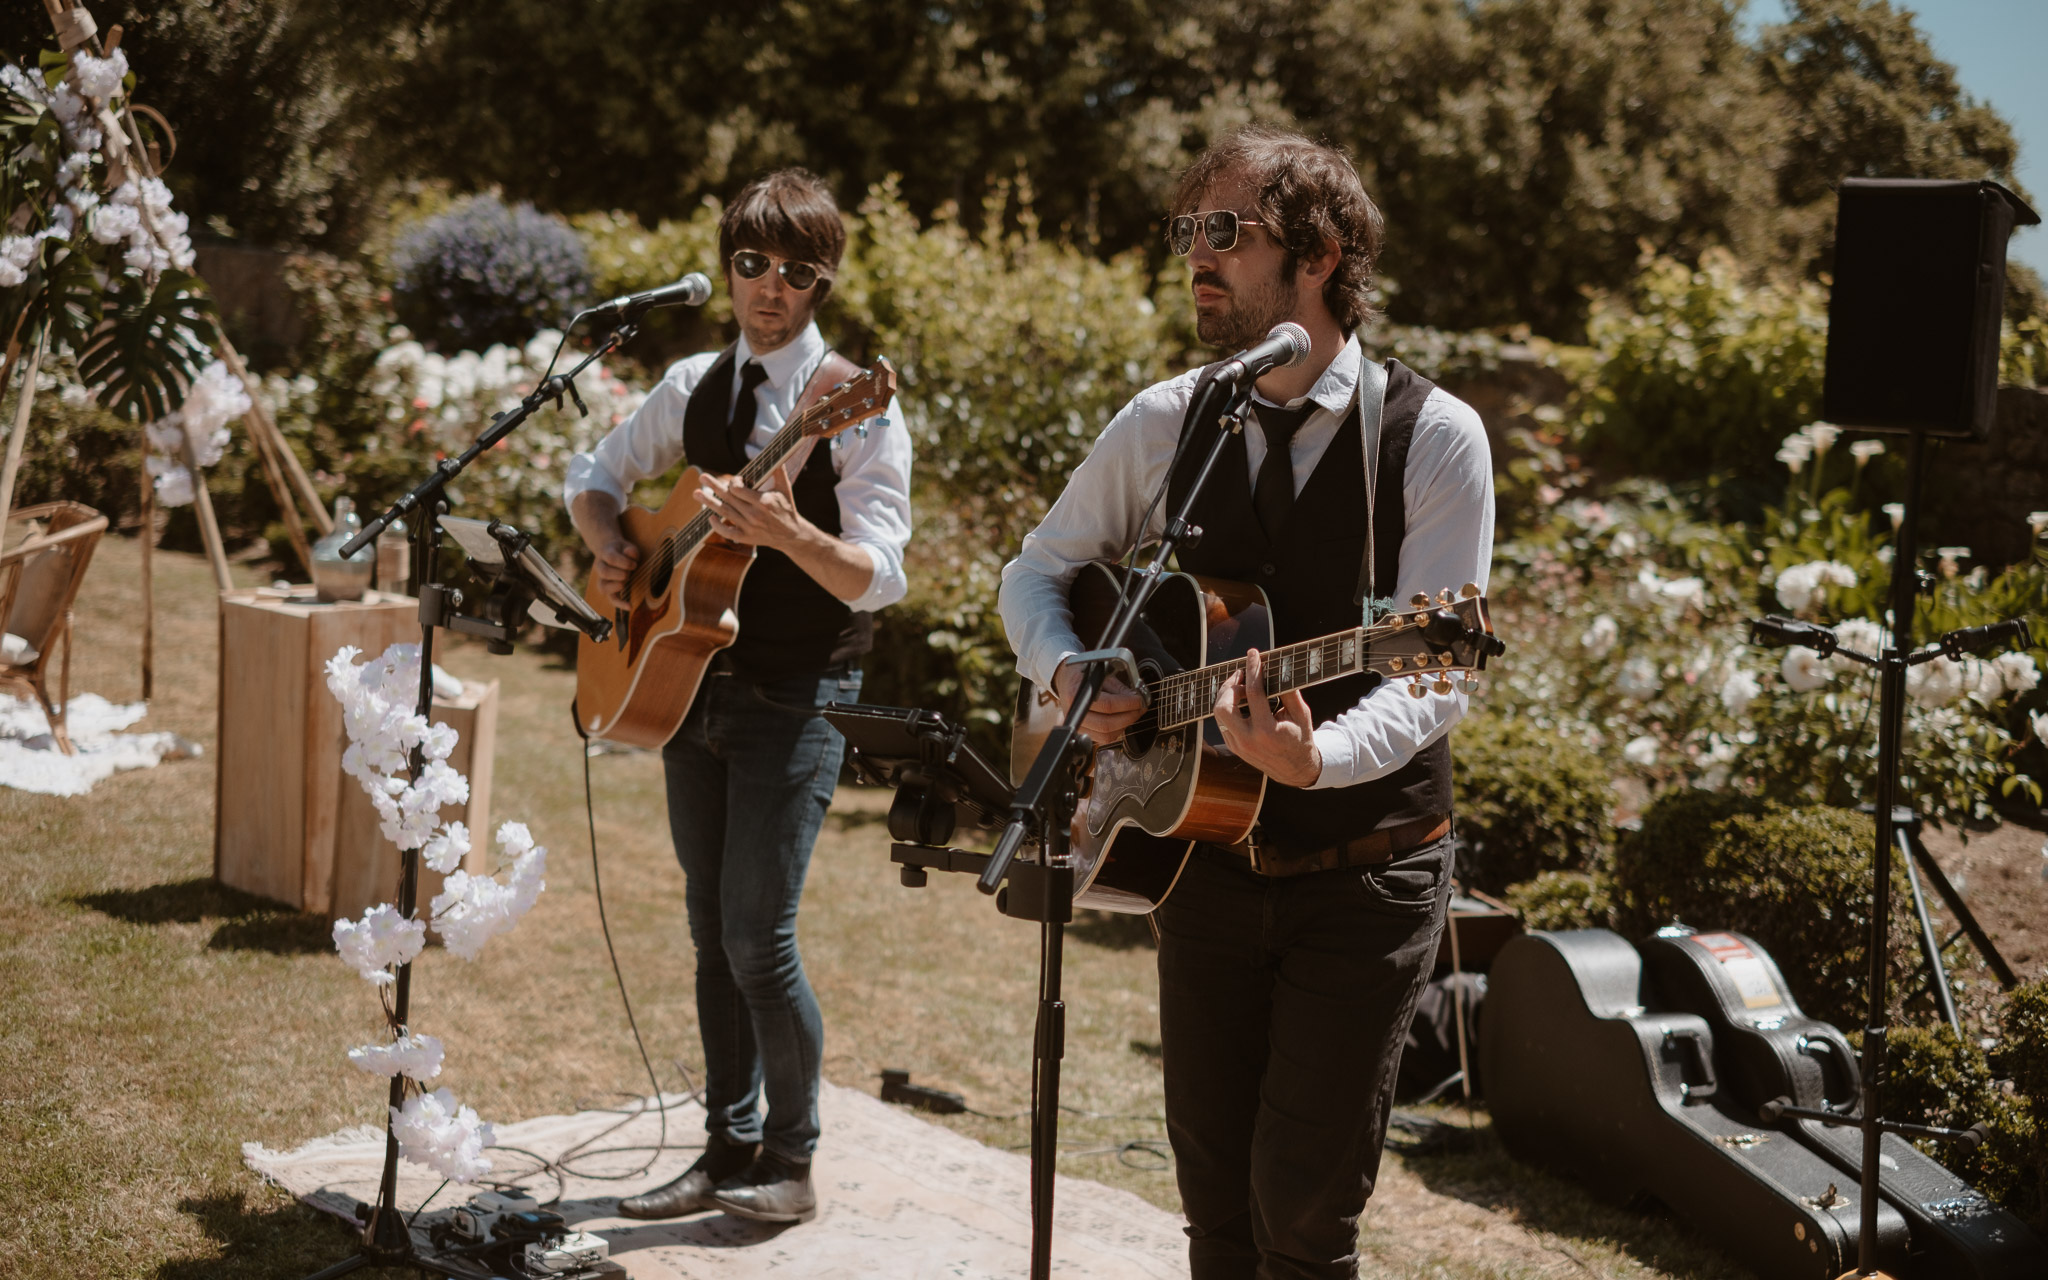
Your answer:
[1194,267,1297,350]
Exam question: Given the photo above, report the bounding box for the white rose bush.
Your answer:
[324,641,551,1183]
[1488,427,2048,829]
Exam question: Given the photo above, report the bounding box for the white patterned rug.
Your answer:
[0,692,190,796]
[244,1082,1188,1279]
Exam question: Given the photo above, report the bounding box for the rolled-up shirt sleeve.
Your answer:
[831,394,913,612]
[1308,389,1494,789]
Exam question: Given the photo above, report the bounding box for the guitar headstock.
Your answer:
[1365,584,1504,698]
[803,357,899,441]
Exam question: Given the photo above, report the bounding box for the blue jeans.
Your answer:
[661,665,858,1161]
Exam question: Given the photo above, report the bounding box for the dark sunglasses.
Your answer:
[1167,210,1268,256]
[730,249,826,291]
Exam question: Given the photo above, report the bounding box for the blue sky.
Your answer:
[1748,0,2048,278]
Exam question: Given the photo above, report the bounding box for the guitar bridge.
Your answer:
[614,608,628,650]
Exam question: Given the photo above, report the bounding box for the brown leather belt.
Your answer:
[1213,813,1451,878]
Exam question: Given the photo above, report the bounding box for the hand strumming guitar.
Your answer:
[1052,659,1147,744]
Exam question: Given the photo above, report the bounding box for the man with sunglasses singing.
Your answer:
[564,168,911,1225]
[999,127,1493,1279]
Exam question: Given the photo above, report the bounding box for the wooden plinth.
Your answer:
[214,587,497,918]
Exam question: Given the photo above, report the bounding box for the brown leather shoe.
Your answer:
[617,1133,758,1220]
[705,1151,817,1224]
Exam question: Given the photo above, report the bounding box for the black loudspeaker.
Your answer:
[1823,178,2040,440]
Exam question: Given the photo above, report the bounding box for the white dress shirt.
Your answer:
[997,334,1494,789]
[564,321,913,613]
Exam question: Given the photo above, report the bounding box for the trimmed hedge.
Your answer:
[392,195,592,351]
[1503,870,1617,933]
[1452,712,1614,895]
[1613,792,1928,1028]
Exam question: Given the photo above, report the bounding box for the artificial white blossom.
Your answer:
[139,361,251,507]
[2032,710,2048,743]
[348,1032,445,1081]
[69,48,128,101]
[1623,735,1660,767]
[421,821,471,875]
[1719,669,1762,716]
[1780,647,1832,693]
[1907,655,1966,708]
[429,825,547,962]
[332,903,426,986]
[1580,614,1618,657]
[391,1087,496,1183]
[326,643,471,852]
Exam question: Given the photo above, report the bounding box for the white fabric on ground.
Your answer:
[245,1081,1185,1279]
[0,692,184,796]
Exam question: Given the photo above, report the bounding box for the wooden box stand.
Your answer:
[214,588,497,919]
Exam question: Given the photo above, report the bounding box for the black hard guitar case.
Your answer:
[1484,930,1909,1279]
[1641,930,2047,1280]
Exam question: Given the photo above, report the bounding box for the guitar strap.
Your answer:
[774,347,864,482]
[1352,353,1391,618]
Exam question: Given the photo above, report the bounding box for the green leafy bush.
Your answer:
[1881,983,2048,1235]
[1452,712,1614,895]
[1503,870,1616,933]
[1612,792,1921,1027]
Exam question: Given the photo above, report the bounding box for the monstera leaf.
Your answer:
[77,269,219,422]
[12,243,105,353]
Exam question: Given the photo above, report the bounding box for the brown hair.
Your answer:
[717,168,847,302]
[1172,126,1385,332]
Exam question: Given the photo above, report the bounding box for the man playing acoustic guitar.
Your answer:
[998,127,1494,1279]
[565,168,911,1224]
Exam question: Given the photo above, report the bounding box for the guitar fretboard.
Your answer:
[1143,627,1374,732]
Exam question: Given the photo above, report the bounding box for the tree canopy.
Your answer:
[3,0,2026,339]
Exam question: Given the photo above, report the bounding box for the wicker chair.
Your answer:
[1,501,110,755]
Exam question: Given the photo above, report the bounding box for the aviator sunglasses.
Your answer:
[729,249,827,291]
[1168,209,1268,256]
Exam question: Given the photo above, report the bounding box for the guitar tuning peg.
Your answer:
[855,422,871,439]
[1406,679,1428,699]
[1410,593,1430,607]
[1460,582,1480,599]
[1461,676,1481,694]
[1437,588,1454,605]
[1432,677,1454,696]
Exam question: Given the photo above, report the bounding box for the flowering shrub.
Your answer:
[324,641,551,1183]
[1489,425,2046,829]
[391,195,593,352]
[366,329,648,551]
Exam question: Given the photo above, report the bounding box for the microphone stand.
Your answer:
[300,314,641,1280]
[981,367,1260,1280]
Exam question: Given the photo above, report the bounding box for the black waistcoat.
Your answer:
[681,346,873,680]
[1165,358,1453,853]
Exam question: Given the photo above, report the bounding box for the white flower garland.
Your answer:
[143,359,250,508]
[325,641,547,1181]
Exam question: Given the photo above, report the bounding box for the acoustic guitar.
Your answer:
[575,359,899,747]
[1011,561,1502,913]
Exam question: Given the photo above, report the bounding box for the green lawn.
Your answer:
[0,536,1756,1278]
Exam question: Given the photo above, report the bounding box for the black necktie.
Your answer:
[1251,400,1314,538]
[727,359,770,460]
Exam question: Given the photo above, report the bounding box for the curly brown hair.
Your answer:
[718,168,847,303]
[1172,127,1385,333]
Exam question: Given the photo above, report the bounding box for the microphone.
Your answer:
[588,272,713,319]
[1214,322,1311,385]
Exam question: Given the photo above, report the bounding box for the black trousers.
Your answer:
[1156,836,1453,1280]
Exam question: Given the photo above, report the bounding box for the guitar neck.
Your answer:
[662,403,826,559]
[1148,627,1372,731]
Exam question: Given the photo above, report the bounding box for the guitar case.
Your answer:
[1641,930,2047,1280]
[1483,930,1907,1279]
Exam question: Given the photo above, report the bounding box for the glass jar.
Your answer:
[310,496,374,602]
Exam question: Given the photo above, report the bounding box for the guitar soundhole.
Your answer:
[649,559,674,599]
[1125,719,1158,756]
